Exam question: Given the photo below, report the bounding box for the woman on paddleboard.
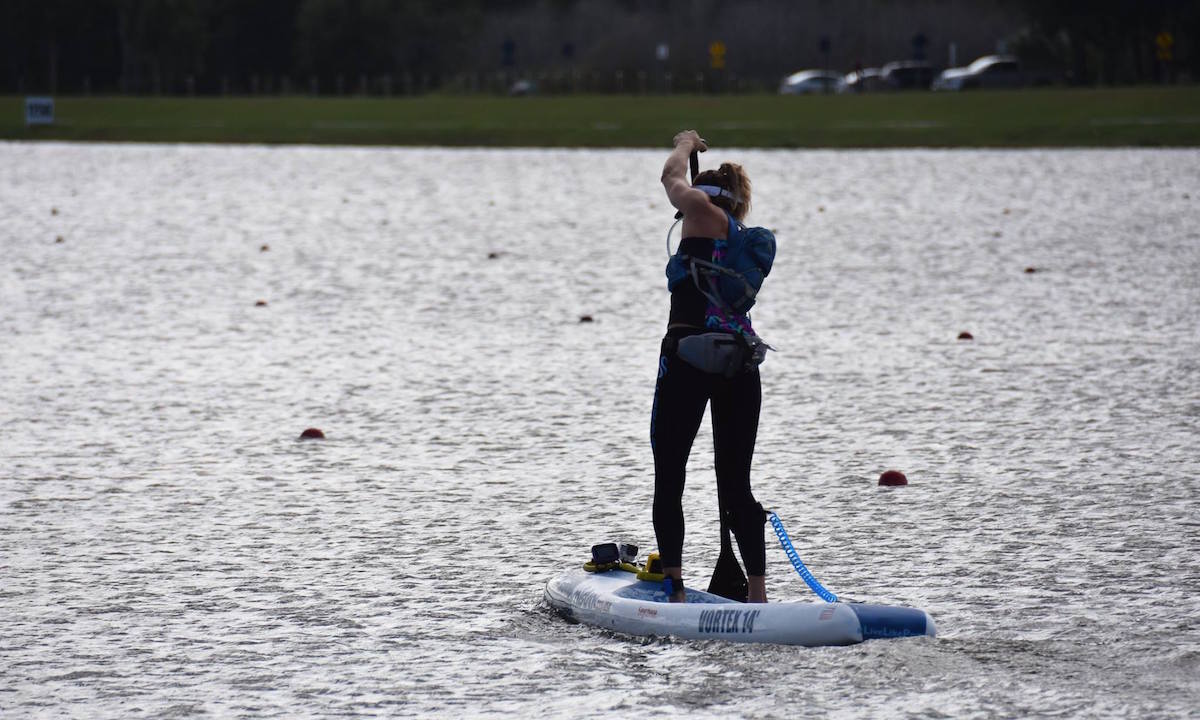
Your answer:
[652,130,769,604]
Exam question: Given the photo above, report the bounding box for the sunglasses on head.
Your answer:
[694,184,741,202]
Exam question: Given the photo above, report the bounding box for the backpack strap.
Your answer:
[684,211,758,315]
[726,210,743,241]
[689,258,730,314]
[688,257,756,315]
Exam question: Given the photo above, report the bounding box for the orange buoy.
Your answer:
[878,470,908,486]
[255,300,268,307]
[299,428,325,440]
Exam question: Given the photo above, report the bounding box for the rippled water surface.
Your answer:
[2,142,1199,718]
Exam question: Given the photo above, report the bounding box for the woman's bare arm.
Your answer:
[662,130,727,237]
[661,131,709,215]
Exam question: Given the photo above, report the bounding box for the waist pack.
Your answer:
[676,332,769,378]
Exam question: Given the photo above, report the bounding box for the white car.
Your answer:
[933,55,1022,91]
[508,79,537,96]
[779,70,841,95]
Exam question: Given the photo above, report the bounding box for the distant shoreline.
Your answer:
[4,87,1199,148]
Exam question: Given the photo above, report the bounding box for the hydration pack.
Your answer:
[666,212,776,315]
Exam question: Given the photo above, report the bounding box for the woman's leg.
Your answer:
[711,368,767,601]
[651,345,709,600]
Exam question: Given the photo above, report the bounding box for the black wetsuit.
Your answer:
[650,236,766,576]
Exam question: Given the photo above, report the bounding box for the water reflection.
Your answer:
[1,143,1197,717]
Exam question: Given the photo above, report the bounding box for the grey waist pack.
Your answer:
[676,332,767,378]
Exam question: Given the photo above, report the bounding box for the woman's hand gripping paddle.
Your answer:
[707,493,749,602]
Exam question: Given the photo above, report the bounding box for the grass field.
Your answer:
[4,87,1200,147]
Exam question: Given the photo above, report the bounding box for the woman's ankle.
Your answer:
[664,568,686,603]
[747,575,767,603]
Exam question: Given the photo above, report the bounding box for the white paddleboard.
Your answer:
[545,568,935,646]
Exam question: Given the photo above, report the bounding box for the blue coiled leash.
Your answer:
[768,512,838,603]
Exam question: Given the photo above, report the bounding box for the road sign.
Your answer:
[1156,31,1174,62]
[709,41,726,70]
[25,97,54,126]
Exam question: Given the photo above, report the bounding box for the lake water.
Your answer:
[2,142,1198,718]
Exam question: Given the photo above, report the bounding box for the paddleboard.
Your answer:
[545,568,935,646]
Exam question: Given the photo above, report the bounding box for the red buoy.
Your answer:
[957,331,973,341]
[878,470,908,486]
[299,428,325,440]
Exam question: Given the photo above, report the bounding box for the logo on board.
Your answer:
[698,608,761,634]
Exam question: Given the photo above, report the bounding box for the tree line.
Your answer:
[3,0,1196,95]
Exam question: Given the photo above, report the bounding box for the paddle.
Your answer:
[707,492,749,602]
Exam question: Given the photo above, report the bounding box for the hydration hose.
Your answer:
[768,512,839,603]
[666,217,682,257]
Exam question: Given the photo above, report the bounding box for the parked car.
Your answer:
[779,70,841,95]
[880,60,936,90]
[932,55,1022,91]
[837,68,884,93]
[508,79,537,96]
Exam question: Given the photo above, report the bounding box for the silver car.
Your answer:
[779,70,841,95]
[933,55,1023,91]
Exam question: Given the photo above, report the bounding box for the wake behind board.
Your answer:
[545,568,935,646]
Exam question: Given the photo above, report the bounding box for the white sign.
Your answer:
[25,97,54,126]
[656,43,669,61]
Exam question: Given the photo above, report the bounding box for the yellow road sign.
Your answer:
[1156,31,1174,62]
[709,41,726,70]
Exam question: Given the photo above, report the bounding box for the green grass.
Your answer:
[4,87,1200,147]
